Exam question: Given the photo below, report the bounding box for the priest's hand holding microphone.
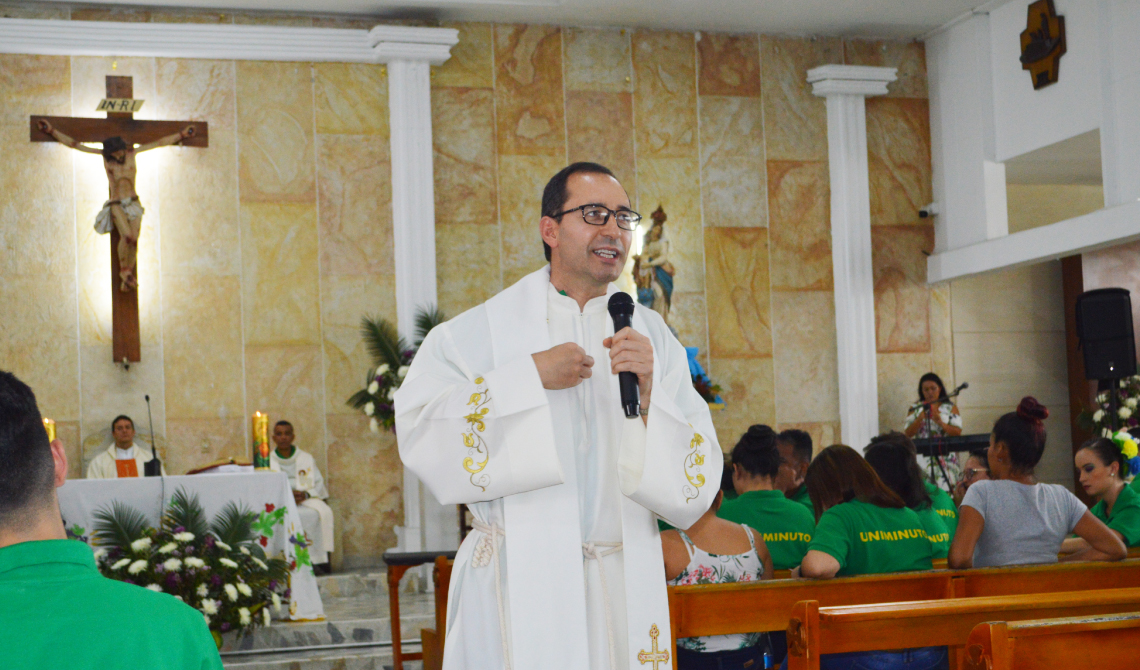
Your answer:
[531,297,654,424]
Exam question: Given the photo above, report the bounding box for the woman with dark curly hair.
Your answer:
[948,397,1126,568]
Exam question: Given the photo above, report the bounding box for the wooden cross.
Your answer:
[637,624,670,669]
[30,75,208,363]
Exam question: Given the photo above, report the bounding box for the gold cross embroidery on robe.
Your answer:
[462,377,491,490]
[683,424,707,502]
[638,624,670,669]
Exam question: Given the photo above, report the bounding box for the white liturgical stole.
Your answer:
[395,266,721,670]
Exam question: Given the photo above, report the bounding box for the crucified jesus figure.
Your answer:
[37,120,194,292]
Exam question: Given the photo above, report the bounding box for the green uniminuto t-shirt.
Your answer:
[787,484,814,515]
[718,489,816,570]
[925,481,958,539]
[913,505,951,559]
[807,500,934,577]
[1091,484,1140,547]
[0,539,224,670]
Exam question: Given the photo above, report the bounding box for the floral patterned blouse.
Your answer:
[666,527,765,652]
[904,401,965,486]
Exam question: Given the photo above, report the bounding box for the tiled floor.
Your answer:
[220,572,435,670]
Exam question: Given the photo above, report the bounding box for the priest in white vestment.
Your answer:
[395,163,722,670]
[86,415,165,479]
[269,420,335,568]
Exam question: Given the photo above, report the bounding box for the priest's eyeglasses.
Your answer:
[553,204,642,231]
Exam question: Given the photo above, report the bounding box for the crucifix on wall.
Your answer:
[30,75,208,364]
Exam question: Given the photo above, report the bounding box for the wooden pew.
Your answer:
[785,587,1140,670]
[668,559,1140,669]
[964,612,1140,670]
[421,555,1140,668]
[421,556,453,670]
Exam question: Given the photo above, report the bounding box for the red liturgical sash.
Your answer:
[115,459,139,478]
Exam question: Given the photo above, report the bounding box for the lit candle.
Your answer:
[252,412,271,470]
[42,418,56,441]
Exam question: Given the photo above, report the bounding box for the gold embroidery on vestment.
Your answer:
[463,377,492,490]
[683,426,707,502]
[638,624,670,668]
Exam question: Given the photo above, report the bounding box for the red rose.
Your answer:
[265,503,275,512]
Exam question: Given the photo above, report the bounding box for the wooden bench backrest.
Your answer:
[784,586,1140,670]
[669,559,1140,641]
[951,558,1140,598]
[965,612,1140,670]
[669,571,954,639]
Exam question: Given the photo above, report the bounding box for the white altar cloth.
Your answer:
[57,472,325,621]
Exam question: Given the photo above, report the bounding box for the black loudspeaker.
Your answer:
[1076,288,1137,380]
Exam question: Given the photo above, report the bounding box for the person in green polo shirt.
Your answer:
[924,479,958,539]
[1062,437,1140,556]
[0,370,223,670]
[864,434,952,558]
[784,445,942,670]
[775,428,814,514]
[719,425,815,571]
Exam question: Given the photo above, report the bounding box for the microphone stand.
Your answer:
[143,394,162,476]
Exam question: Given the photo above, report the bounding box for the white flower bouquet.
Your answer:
[1079,375,1140,437]
[90,488,289,648]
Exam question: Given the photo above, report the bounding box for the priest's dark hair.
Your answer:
[731,424,782,480]
[993,396,1049,472]
[805,444,906,522]
[776,428,813,466]
[0,370,56,527]
[111,415,133,430]
[275,420,293,430]
[863,432,933,511]
[540,162,617,262]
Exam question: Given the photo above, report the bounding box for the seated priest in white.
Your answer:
[86,415,165,479]
[269,421,334,572]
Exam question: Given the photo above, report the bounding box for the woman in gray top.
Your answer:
[948,397,1125,568]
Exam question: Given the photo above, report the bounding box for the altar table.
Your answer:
[57,472,325,621]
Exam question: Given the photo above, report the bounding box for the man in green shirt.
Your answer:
[775,429,815,514]
[0,371,223,670]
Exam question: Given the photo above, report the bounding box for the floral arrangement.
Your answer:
[348,307,445,433]
[1109,430,1140,481]
[90,488,289,648]
[1078,375,1140,437]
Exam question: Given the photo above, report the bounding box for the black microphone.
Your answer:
[143,394,162,477]
[607,292,640,418]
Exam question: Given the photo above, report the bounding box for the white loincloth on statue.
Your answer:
[297,498,335,565]
[95,197,144,234]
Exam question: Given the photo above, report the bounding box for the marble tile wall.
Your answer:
[0,15,943,561]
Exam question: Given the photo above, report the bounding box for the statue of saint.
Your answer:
[37,119,194,292]
[633,205,676,324]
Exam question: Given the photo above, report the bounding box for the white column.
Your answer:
[371,26,459,558]
[808,65,897,452]
[926,15,1009,254]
